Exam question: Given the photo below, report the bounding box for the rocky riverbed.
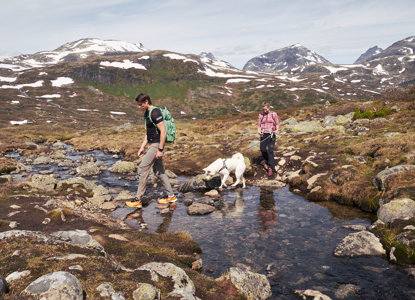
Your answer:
[0,92,414,299]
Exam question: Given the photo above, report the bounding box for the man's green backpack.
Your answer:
[147,106,176,143]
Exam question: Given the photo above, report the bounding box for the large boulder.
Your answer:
[373,165,415,191]
[23,271,83,300]
[284,120,325,133]
[334,231,386,257]
[109,160,136,174]
[227,267,272,300]
[378,198,415,223]
[137,262,196,300]
[25,174,57,192]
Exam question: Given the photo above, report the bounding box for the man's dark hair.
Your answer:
[136,93,152,104]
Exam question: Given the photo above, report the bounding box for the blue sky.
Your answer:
[1,0,414,69]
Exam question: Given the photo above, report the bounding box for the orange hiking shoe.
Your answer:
[158,195,177,205]
[125,198,142,209]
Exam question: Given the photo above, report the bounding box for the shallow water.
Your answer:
[8,147,415,299]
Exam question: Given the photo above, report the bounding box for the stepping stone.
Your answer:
[111,207,138,220]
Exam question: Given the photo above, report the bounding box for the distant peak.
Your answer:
[199,52,216,60]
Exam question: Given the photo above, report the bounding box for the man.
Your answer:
[126,93,176,209]
[257,102,280,176]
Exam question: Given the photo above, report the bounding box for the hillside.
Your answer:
[1,37,414,129]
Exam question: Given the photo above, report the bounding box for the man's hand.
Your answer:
[137,147,145,157]
[155,150,164,159]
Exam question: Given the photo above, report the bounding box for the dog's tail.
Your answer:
[232,152,244,161]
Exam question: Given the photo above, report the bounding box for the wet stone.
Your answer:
[111,207,139,220]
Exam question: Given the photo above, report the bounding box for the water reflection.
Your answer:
[125,203,177,233]
[156,203,177,234]
[257,188,277,235]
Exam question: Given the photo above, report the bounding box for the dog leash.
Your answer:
[240,133,274,153]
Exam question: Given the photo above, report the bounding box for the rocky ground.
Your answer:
[0,85,414,299]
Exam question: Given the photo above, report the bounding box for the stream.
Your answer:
[6,146,415,299]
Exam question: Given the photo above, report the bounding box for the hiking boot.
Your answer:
[260,160,267,166]
[158,195,177,205]
[268,168,273,177]
[125,198,142,209]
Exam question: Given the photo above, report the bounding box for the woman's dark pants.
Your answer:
[260,133,276,171]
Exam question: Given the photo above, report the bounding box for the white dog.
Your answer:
[203,153,246,188]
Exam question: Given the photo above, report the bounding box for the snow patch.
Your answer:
[1,80,44,89]
[110,111,126,115]
[0,76,17,82]
[324,66,347,73]
[52,77,74,87]
[226,78,250,84]
[100,60,146,70]
[38,94,61,98]
[10,120,28,125]
[373,64,389,76]
[163,53,198,64]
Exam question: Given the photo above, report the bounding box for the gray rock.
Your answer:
[390,247,397,263]
[179,174,221,192]
[109,160,136,174]
[0,275,9,294]
[228,267,272,300]
[6,270,31,282]
[205,189,219,197]
[51,230,105,254]
[187,203,215,215]
[23,271,83,300]
[47,254,88,261]
[373,165,415,191]
[396,231,415,247]
[111,207,138,220]
[334,284,360,299]
[342,224,367,231]
[114,190,136,201]
[334,231,386,257]
[295,289,332,300]
[137,262,196,300]
[76,161,105,176]
[26,174,58,192]
[96,283,125,299]
[280,117,298,126]
[32,155,54,165]
[377,198,415,223]
[115,122,133,132]
[132,283,160,300]
[285,120,325,133]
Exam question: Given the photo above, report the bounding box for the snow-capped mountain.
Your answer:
[0,38,147,71]
[366,36,415,61]
[354,46,383,64]
[243,44,331,73]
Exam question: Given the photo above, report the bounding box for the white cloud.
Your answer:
[1,0,415,68]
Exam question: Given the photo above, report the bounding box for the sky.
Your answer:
[1,0,415,69]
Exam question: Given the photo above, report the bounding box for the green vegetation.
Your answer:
[353,108,391,119]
